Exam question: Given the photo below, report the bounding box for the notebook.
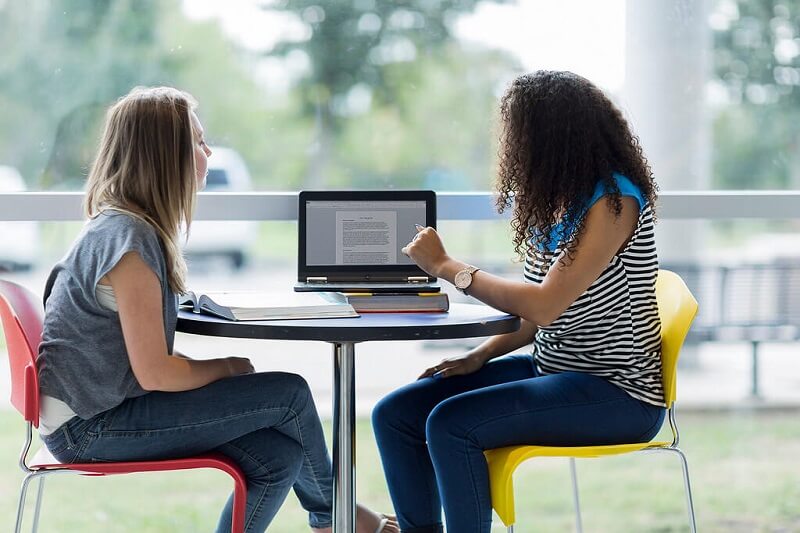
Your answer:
[294,190,441,293]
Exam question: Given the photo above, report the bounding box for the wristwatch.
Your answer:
[454,265,480,294]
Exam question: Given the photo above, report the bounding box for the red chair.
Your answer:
[0,279,247,533]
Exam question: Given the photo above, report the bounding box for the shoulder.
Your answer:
[611,173,647,210]
[89,210,158,238]
[586,173,646,212]
[82,210,166,270]
[85,210,162,251]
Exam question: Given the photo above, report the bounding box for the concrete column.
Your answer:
[623,0,711,264]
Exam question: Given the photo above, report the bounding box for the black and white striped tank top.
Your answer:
[524,176,664,406]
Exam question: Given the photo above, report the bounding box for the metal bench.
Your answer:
[663,259,800,397]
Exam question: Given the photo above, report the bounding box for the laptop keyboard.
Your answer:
[295,282,440,293]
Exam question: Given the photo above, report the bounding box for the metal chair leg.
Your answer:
[569,458,584,533]
[657,448,697,533]
[15,472,37,533]
[31,476,46,533]
[674,449,697,533]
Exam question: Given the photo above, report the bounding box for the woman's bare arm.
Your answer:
[469,318,538,361]
[418,318,538,379]
[405,197,640,327]
[107,252,253,392]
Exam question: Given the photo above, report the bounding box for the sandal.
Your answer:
[375,514,390,533]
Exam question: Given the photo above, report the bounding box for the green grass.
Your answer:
[1,411,799,532]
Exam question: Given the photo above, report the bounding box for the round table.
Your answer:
[177,303,520,533]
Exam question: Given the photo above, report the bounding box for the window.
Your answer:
[3,1,796,193]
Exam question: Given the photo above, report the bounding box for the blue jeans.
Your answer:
[41,372,333,532]
[371,355,665,533]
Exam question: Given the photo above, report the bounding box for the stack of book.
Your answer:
[321,291,450,313]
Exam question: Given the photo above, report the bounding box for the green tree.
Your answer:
[263,0,511,186]
[711,0,800,189]
[339,44,518,190]
[0,0,172,189]
[0,0,300,190]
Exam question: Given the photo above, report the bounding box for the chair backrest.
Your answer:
[655,269,699,407]
[0,280,44,427]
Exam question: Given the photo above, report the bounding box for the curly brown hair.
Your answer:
[495,70,657,264]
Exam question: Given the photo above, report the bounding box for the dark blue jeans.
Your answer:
[371,355,665,533]
[41,372,333,532]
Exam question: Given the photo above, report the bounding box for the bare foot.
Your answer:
[311,503,399,533]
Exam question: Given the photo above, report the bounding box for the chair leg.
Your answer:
[569,458,584,533]
[660,448,697,533]
[15,472,37,533]
[31,476,46,533]
[675,449,698,533]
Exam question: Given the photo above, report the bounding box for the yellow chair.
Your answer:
[485,269,699,533]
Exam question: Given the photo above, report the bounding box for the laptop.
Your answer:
[294,190,441,293]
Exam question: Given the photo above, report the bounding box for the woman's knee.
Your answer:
[235,371,311,398]
[271,371,313,408]
[424,397,463,449]
[371,394,394,430]
[273,371,310,392]
[372,385,425,432]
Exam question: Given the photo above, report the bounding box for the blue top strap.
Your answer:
[537,173,646,252]
[587,172,646,211]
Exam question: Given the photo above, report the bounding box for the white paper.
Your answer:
[335,211,397,265]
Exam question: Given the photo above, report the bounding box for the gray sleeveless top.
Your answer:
[38,211,178,419]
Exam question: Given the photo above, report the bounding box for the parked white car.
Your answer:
[0,166,39,271]
[184,147,258,269]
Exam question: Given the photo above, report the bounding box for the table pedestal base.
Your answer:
[332,341,356,533]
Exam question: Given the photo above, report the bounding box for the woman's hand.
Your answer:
[418,352,486,380]
[401,226,450,278]
[225,356,255,377]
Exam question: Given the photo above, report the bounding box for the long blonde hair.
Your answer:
[84,86,199,294]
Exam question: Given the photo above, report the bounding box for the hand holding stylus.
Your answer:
[402,224,449,277]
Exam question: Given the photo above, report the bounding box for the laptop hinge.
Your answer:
[306,277,328,283]
[406,276,430,283]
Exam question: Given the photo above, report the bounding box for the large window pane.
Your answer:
[2,1,797,192]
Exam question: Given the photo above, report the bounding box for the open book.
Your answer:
[180,291,359,321]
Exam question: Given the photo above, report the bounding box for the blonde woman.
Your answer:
[37,87,397,533]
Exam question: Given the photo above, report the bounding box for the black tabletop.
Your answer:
[177,303,520,343]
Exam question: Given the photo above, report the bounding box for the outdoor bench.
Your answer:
[663,259,800,397]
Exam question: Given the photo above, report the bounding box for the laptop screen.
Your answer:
[298,190,436,281]
[306,200,425,266]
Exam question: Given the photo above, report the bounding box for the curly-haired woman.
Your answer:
[371,70,665,533]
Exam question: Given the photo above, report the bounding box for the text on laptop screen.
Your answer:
[305,200,426,266]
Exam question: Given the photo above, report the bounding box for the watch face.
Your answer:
[454,269,471,289]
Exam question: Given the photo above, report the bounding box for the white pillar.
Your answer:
[623,0,711,264]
